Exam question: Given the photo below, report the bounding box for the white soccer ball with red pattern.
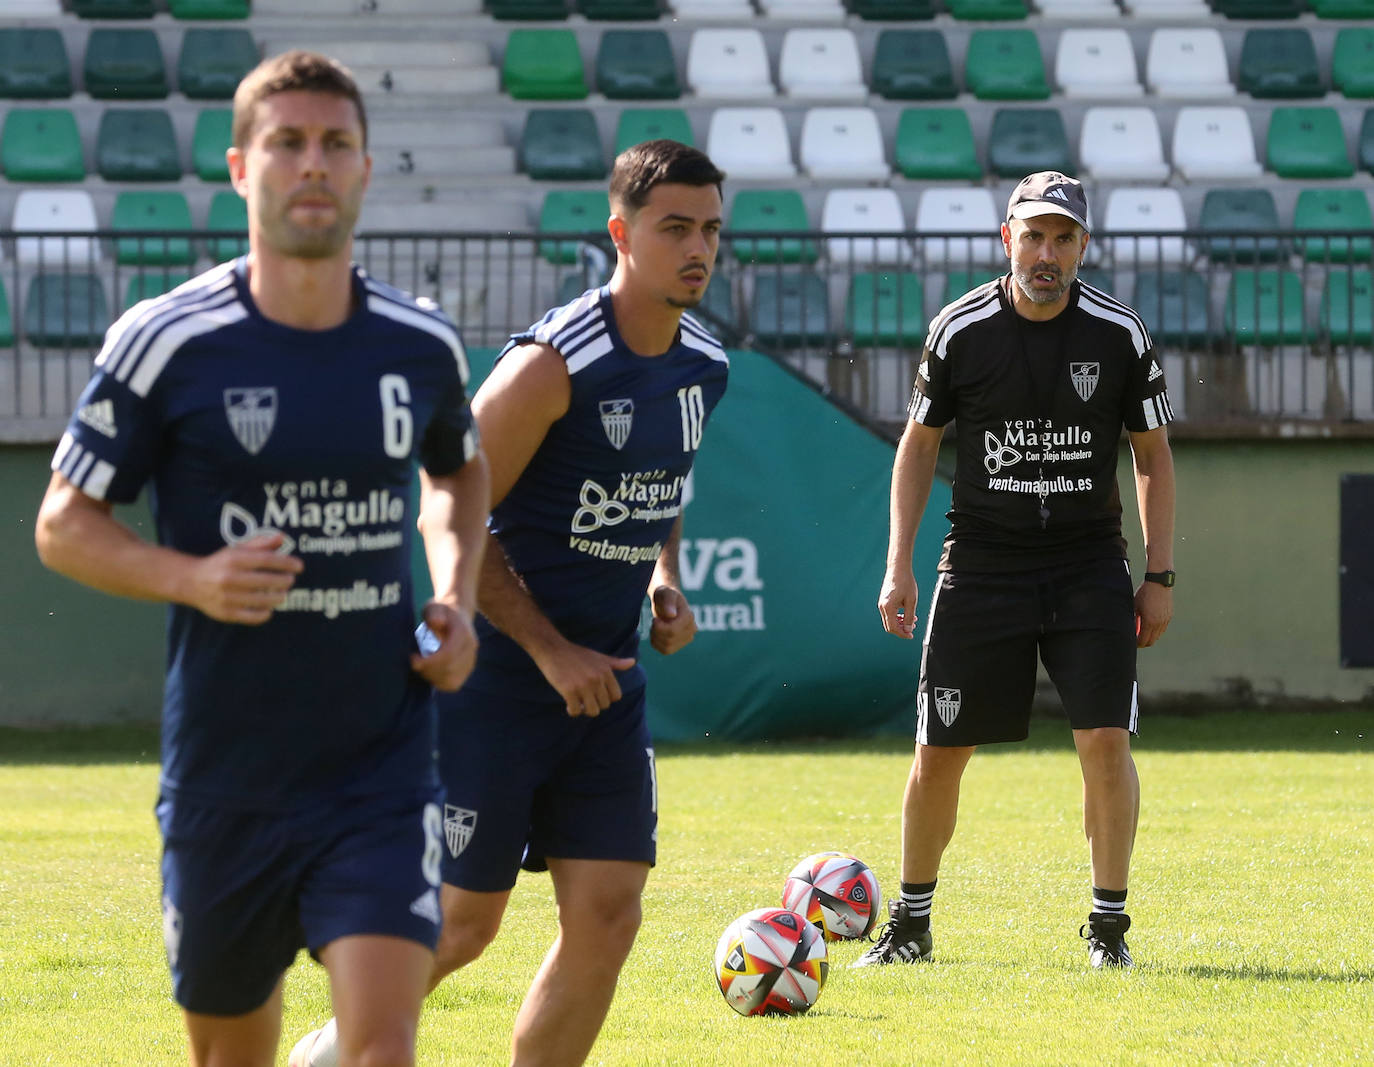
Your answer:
[781,851,881,941]
[713,907,828,1016]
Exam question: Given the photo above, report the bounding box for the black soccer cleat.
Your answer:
[1080,912,1133,970]
[852,900,933,967]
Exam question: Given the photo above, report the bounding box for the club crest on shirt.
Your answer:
[599,398,634,450]
[1070,362,1100,402]
[934,687,962,727]
[224,387,277,455]
[444,804,477,858]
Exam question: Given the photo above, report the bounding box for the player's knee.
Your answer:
[563,895,642,961]
[433,907,502,975]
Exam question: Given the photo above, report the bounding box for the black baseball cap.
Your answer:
[1006,171,1091,233]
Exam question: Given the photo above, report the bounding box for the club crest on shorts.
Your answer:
[934,687,962,727]
[224,387,277,455]
[599,398,634,450]
[444,804,477,858]
[1070,362,1100,402]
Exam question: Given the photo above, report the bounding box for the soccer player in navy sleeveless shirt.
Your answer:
[35,52,490,1067]
[290,142,730,1067]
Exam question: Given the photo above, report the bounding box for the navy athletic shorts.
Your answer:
[915,557,1139,746]
[435,673,658,892]
[156,788,444,1015]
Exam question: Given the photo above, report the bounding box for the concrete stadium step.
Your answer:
[265,39,492,70]
[367,116,507,149]
[253,0,481,15]
[353,64,498,97]
[369,144,517,178]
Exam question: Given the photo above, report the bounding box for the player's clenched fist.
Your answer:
[187,531,303,625]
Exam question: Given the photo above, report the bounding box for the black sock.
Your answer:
[901,880,937,933]
[1092,886,1128,920]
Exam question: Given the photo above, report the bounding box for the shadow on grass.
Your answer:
[1171,963,1374,984]
[662,708,1373,759]
[0,708,1369,766]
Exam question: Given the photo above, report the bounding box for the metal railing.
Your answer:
[2,226,1372,441]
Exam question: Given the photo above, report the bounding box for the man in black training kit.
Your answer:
[858,171,1176,971]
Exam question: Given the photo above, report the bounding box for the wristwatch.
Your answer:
[1143,570,1176,588]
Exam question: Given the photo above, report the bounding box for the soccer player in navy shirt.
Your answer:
[291,140,729,1067]
[857,172,1175,972]
[35,52,489,1067]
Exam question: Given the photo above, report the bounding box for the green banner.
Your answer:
[463,347,952,742]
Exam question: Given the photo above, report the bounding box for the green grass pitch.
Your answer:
[1,711,1370,1065]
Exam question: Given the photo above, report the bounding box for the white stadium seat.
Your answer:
[1038,0,1120,16]
[1056,29,1144,99]
[822,189,912,267]
[759,0,847,19]
[671,0,757,18]
[779,30,866,100]
[1171,107,1262,181]
[13,190,100,268]
[1123,0,1211,16]
[706,107,796,180]
[799,107,890,181]
[1079,107,1171,183]
[1146,28,1235,98]
[1102,187,1189,267]
[687,29,775,99]
[915,187,1000,268]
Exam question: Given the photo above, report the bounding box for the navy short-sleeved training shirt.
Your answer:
[475,285,729,698]
[51,259,478,810]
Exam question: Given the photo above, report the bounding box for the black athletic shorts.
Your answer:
[915,558,1139,746]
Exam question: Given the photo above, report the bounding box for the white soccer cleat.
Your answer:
[288,1019,339,1067]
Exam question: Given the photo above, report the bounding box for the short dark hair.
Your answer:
[232,50,368,150]
[609,140,726,215]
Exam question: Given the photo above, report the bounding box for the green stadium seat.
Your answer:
[192,108,233,182]
[894,108,980,180]
[1134,272,1212,348]
[539,190,610,265]
[0,280,13,348]
[1,109,85,181]
[84,28,168,100]
[1294,189,1373,264]
[24,274,110,348]
[1199,189,1283,263]
[1332,29,1374,100]
[947,0,1027,18]
[846,272,924,348]
[596,31,679,100]
[124,271,194,311]
[728,190,818,266]
[1238,29,1323,99]
[1211,0,1305,15]
[750,271,830,349]
[489,0,570,20]
[942,268,1003,306]
[965,30,1050,102]
[97,109,182,182]
[1225,270,1308,346]
[0,29,73,99]
[847,0,937,18]
[113,191,195,266]
[615,109,693,154]
[503,30,587,100]
[178,29,258,100]
[693,271,735,333]
[987,108,1072,179]
[71,0,156,16]
[1321,269,1373,345]
[1312,0,1374,13]
[520,109,605,180]
[578,0,659,18]
[1267,107,1354,179]
[207,190,248,262]
[1077,267,1114,295]
[1361,109,1374,174]
[871,30,956,101]
[169,0,250,16]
